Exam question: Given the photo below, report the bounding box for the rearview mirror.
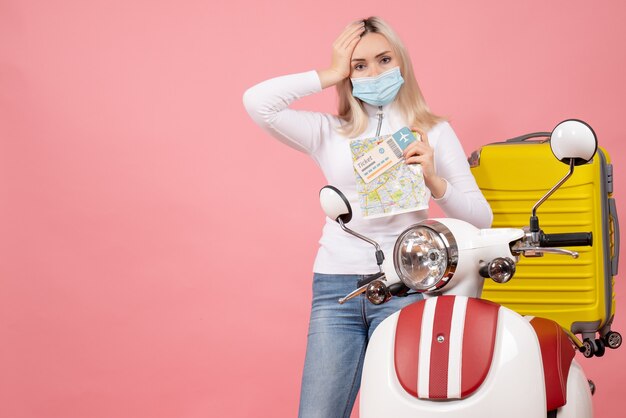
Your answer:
[550,119,598,165]
[530,119,599,234]
[319,185,352,223]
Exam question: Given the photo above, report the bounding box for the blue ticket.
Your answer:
[392,127,420,152]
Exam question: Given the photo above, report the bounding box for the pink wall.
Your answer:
[1,1,625,417]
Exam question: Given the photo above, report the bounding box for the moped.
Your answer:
[319,120,617,417]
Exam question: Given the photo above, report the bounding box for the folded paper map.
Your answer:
[350,127,429,218]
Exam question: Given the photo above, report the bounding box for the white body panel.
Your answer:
[361,306,548,418]
[557,360,593,417]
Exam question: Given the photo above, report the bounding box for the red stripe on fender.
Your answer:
[461,298,500,397]
[394,301,426,397]
[428,296,456,398]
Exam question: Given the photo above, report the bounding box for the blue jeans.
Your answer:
[298,273,423,418]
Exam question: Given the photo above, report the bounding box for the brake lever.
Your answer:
[516,246,579,259]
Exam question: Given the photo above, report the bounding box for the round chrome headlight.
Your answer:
[393,220,458,292]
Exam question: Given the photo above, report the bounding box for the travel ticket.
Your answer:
[353,127,420,183]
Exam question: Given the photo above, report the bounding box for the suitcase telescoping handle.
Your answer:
[609,198,620,275]
[540,232,593,247]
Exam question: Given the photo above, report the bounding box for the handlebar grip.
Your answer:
[540,232,593,247]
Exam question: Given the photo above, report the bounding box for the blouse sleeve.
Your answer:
[243,70,330,155]
[432,122,493,228]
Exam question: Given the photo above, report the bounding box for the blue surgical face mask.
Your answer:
[351,66,405,107]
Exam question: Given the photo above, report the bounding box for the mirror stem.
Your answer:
[530,159,576,232]
[338,218,385,271]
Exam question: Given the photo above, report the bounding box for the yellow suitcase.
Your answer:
[469,132,621,357]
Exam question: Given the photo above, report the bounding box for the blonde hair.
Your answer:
[337,16,444,138]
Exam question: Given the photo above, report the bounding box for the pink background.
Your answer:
[1,1,625,417]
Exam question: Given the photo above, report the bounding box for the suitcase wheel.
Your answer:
[594,339,606,357]
[604,331,623,349]
[581,338,606,358]
[581,339,595,358]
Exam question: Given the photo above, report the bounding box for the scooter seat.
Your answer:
[528,316,576,411]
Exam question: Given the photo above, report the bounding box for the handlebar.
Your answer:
[539,232,593,247]
[356,272,385,288]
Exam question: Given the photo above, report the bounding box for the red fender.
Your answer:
[529,317,576,411]
[394,296,500,399]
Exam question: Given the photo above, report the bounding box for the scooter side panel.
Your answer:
[361,307,546,418]
[556,360,593,418]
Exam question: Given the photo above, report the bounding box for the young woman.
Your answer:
[244,16,493,418]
